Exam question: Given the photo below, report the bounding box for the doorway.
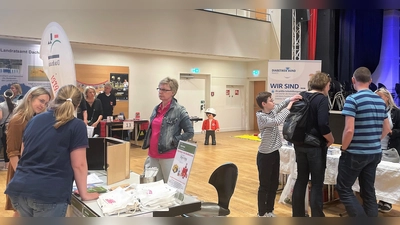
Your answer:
[178,74,210,133]
[226,85,246,130]
[252,81,266,131]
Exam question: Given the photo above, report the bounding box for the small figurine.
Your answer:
[181,164,188,179]
[202,108,220,145]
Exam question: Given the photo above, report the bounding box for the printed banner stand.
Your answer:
[40,22,76,96]
[267,60,322,103]
[167,140,197,196]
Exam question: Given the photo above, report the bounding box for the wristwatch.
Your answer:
[340,146,347,151]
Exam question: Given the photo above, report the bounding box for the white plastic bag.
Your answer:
[87,125,94,138]
[97,187,140,216]
[279,174,296,205]
[278,174,309,214]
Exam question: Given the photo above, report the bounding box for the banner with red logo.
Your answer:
[40,22,76,96]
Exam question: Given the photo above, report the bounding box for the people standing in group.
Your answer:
[291,72,334,217]
[255,91,302,217]
[4,86,51,217]
[0,90,16,170]
[142,77,194,183]
[374,87,400,213]
[336,67,390,217]
[97,82,116,119]
[10,83,23,104]
[5,85,99,217]
[84,86,103,135]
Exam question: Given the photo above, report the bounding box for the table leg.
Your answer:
[135,123,139,146]
[188,121,196,143]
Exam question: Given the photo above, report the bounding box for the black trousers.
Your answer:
[257,150,280,215]
[205,130,216,144]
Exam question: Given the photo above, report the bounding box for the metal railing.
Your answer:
[202,9,271,22]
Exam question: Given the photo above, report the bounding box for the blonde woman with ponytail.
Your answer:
[4,86,51,217]
[5,85,99,217]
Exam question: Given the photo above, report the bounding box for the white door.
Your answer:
[178,78,206,133]
[225,85,245,130]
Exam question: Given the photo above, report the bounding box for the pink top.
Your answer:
[148,101,176,159]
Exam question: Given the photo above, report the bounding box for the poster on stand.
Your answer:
[0,40,50,96]
[167,141,197,194]
[40,22,76,96]
[267,60,322,103]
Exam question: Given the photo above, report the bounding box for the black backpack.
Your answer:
[282,92,321,144]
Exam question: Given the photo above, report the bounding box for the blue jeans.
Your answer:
[336,151,382,217]
[292,145,327,217]
[9,195,68,217]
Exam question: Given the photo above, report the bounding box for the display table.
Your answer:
[68,171,201,217]
[104,119,149,146]
[279,145,400,204]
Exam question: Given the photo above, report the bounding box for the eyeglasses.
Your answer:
[157,88,172,92]
[38,98,49,106]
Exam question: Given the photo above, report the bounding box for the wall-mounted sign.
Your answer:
[211,91,214,97]
[226,90,230,95]
[235,90,239,95]
[191,68,200,73]
[253,70,260,76]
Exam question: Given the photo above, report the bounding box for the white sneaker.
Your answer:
[266,212,276,217]
[257,212,276,217]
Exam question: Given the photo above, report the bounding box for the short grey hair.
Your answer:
[159,77,179,96]
[104,82,113,89]
[84,86,97,98]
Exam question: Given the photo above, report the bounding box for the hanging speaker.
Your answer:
[296,9,310,23]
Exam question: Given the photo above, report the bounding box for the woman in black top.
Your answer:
[84,86,103,135]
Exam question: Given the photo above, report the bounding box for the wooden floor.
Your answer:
[1,130,399,217]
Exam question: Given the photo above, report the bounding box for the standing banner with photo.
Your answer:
[167,141,197,194]
[40,22,76,96]
[267,60,322,103]
[0,40,50,95]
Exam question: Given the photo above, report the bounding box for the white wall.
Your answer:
[72,47,250,131]
[0,8,282,131]
[268,9,282,47]
[0,9,274,60]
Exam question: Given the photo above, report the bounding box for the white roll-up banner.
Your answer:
[267,60,322,103]
[40,22,76,96]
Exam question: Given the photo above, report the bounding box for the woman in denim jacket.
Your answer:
[142,77,194,182]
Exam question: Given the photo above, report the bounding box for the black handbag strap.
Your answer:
[0,112,12,128]
[89,100,97,123]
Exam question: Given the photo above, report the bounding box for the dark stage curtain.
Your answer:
[337,10,383,84]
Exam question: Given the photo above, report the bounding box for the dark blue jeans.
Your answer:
[292,145,327,217]
[257,150,280,215]
[336,151,382,217]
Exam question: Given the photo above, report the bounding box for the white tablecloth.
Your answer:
[279,144,400,204]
